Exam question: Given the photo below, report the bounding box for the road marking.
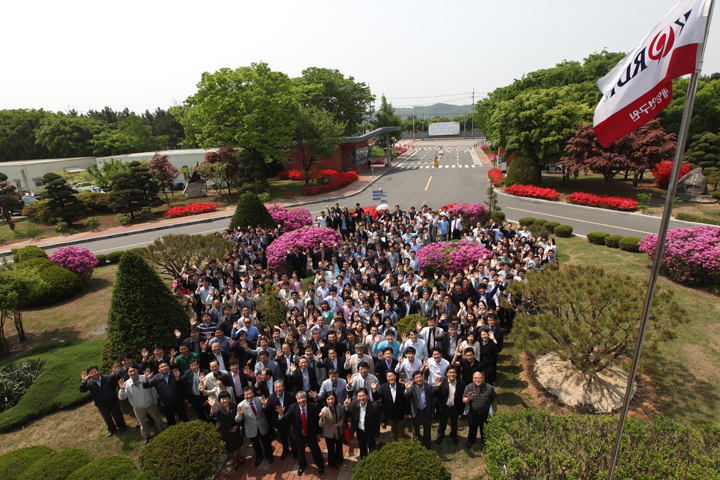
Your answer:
[505,207,654,234]
[425,177,432,191]
[452,165,455,168]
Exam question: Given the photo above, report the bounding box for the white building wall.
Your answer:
[0,157,96,195]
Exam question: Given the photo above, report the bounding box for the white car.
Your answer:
[71,182,104,193]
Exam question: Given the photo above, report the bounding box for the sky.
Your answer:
[1,0,718,115]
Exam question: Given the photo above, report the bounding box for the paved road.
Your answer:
[45,139,706,255]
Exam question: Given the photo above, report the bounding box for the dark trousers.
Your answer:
[487,355,498,385]
[277,426,298,456]
[98,401,126,432]
[325,436,344,467]
[250,432,274,459]
[499,307,515,333]
[162,403,189,426]
[297,434,324,469]
[356,429,376,458]
[467,409,489,445]
[438,406,459,437]
[190,394,209,421]
[411,408,431,445]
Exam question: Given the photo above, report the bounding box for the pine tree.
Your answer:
[230,192,277,230]
[373,95,402,150]
[40,173,92,224]
[107,161,163,220]
[101,251,190,368]
[485,185,501,213]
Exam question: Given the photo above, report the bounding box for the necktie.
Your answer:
[251,402,258,416]
[332,382,337,392]
[302,407,307,436]
[430,330,435,349]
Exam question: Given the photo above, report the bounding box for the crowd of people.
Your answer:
[81,201,559,474]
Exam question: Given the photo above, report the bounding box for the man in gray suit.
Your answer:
[403,370,434,449]
[236,386,274,467]
[417,290,435,320]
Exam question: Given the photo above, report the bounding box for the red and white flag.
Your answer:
[593,0,711,147]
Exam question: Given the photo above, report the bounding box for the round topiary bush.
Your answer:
[18,448,93,480]
[13,245,49,264]
[518,217,536,226]
[127,247,147,255]
[490,211,506,223]
[533,219,549,226]
[107,251,124,263]
[353,438,451,480]
[587,232,610,245]
[15,260,84,308]
[68,455,137,480]
[712,190,720,201]
[229,192,277,230]
[0,446,55,480]
[604,235,623,248]
[544,221,560,230]
[139,421,225,480]
[95,254,107,265]
[505,148,542,187]
[619,236,642,252]
[529,224,551,239]
[554,224,574,237]
[395,314,425,338]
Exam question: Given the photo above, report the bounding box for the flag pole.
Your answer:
[606,2,715,479]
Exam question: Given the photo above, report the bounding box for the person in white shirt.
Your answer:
[118,366,166,444]
[395,347,425,382]
[400,330,428,361]
[316,212,328,228]
[426,347,450,386]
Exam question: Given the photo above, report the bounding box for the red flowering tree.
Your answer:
[202,147,239,196]
[652,160,692,189]
[560,120,676,194]
[144,153,180,205]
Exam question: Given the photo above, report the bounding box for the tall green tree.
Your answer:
[40,173,92,224]
[180,62,305,181]
[291,106,347,184]
[661,78,720,140]
[142,107,185,148]
[86,159,130,192]
[299,67,374,136]
[35,114,101,158]
[101,251,190,369]
[91,115,168,157]
[107,161,163,220]
[0,172,23,230]
[0,109,52,161]
[373,95,402,150]
[0,268,38,355]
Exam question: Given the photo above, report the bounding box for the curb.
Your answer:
[0,162,406,256]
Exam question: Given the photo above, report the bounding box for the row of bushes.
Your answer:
[587,231,643,252]
[501,183,639,211]
[96,247,147,266]
[676,211,720,226]
[302,170,359,196]
[0,340,103,432]
[516,217,574,238]
[485,411,720,480]
[22,192,112,224]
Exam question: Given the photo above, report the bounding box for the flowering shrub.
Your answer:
[267,205,313,231]
[652,160,691,189]
[480,144,489,151]
[395,147,408,155]
[362,205,380,221]
[639,226,720,285]
[440,203,467,212]
[266,226,343,275]
[303,170,359,196]
[487,168,505,187]
[49,246,98,285]
[278,170,289,179]
[417,242,492,278]
[565,192,638,211]
[505,185,560,200]
[449,202,488,230]
[288,170,304,181]
[165,203,220,219]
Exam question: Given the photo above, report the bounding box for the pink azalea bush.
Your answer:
[417,242,492,278]
[49,246,99,285]
[639,226,720,286]
[267,205,313,232]
[266,226,343,275]
[449,202,488,230]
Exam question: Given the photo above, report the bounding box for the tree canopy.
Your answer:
[290,105,347,184]
[373,95,402,150]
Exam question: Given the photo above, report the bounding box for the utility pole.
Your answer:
[464,112,467,138]
[412,105,415,141]
[422,113,425,139]
[471,89,475,138]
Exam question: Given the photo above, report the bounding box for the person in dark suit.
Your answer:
[434,295,459,326]
[208,391,245,470]
[253,368,274,398]
[142,362,189,425]
[343,387,381,459]
[441,324,463,362]
[395,292,418,320]
[180,359,210,421]
[282,391,325,475]
[434,366,465,445]
[373,370,407,441]
[320,348,346,380]
[290,357,319,398]
[80,364,127,437]
[201,341,231,371]
[141,344,173,374]
[267,380,298,460]
[286,246,307,279]
[404,370,434,449]
[374,347,398,385]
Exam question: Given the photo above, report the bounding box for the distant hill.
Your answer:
[394,103,474,119]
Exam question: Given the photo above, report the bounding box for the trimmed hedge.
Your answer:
[15,259,83,308]
[18,448,93,480]
[604,234,623,248]
[544,221,560,230]
[505,148,542,187]
[533,219,548,226]
[619,236,642,252]
[394,314,426,339]
[587,231,610,245]
[553,224,574,237]
[68,455,138,480]
[0,446,55,480]
[229,192,277,230]
[675,212,720,226]
[353,438,451,480]
[95,254,107,265]
[139,421,225,480]
[485,411,720,480]
[489,211,506,223]
[517,217,536,226]
[0,340,103,431]
[13,245,48,264]
[712,190,720,200]
[107,251,124,263]
[127,247,147,255]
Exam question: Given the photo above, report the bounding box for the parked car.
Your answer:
[10,196,38,216]
[71,182,104,193]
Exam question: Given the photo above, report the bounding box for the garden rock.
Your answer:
[535,352,635,413]
[675,168,715,203]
